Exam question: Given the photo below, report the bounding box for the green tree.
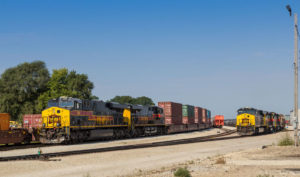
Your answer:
[132,96,155,105]
[109,96,154,105]
[37,68,96,111]
[109,96,134,104]
[0,61,50,121]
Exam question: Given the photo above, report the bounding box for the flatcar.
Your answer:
[236,107,285,136]
[40,97,166,144]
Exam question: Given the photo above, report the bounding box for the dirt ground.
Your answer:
[133,144,300,177]
[0,128,297,177]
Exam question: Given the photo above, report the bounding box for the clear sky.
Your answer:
[0,0,299,118]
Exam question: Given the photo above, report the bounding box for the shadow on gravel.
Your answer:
[285,168,300,173]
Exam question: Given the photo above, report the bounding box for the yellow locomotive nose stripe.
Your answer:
[236,113,255,127]
[42,107,70,128]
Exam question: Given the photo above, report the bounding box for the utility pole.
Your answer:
[294,13,299,147]
[287,5,299,146]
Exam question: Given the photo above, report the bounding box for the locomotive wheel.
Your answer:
[71,132,79,143]
[78,132,84,143]
[113,130,119,139]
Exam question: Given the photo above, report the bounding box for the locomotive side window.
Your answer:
[74,101,81,110]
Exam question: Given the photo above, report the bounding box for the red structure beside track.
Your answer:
[213,115,224,128]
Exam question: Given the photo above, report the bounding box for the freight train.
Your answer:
[236,107,285,136]
[39,97,212,144]
[0,97,212,145]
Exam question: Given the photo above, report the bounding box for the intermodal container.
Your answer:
[182,105,195,124]
[23,114,42,129]
[202,108,207,123]
[195,107,203,124]
[0,113,10,131]
[158,102,182,125]
[206,110,211,119]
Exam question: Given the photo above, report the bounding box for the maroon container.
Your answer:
[23,114,42,129]
[202,108,207,123]
[158,102,182,125]
[194,107,199,124]
[194,107,204,124]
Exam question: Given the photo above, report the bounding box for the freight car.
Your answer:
[23,114,43,141]
[0,113,31,145]
[40,97,212,144]
[224,119,236,127]
[236,107,285,136]
[213,115,224,128]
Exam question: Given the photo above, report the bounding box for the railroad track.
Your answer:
[0,128,237,162]
[0,128,229,151]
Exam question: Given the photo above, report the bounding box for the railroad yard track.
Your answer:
[0,128,237,161]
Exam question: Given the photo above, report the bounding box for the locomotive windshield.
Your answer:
[58,97,75,108]
[237,109,256,115]
[59,101,74,108]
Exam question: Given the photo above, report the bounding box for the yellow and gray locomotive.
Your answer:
[40,97,165,143]
[236,107,285,136]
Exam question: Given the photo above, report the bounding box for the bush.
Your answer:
[278,133,294,146]
[174,167,191,177]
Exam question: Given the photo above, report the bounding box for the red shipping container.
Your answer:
[194,107,199,124]
[158,102,182,125]
[202,108,207,123]
[23,114,42,129]
[194,107,204,124]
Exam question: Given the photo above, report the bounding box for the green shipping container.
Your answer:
[182,105,195,118]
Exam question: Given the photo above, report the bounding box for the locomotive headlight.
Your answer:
[43,123,45,127]
[56,123,60,127]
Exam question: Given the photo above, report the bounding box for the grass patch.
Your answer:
[187,160,194,164]
[215,156,226,164]
[174,167,191,177]
[278,133,294,146]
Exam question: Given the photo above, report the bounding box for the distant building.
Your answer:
[289,110,300,127]
[285,114,291,126]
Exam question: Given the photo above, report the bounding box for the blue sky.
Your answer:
[0,0,298,118]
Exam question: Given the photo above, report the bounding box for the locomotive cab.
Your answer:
[236,108,265,135]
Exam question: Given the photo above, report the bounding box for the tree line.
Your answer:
[0,61,154,121]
